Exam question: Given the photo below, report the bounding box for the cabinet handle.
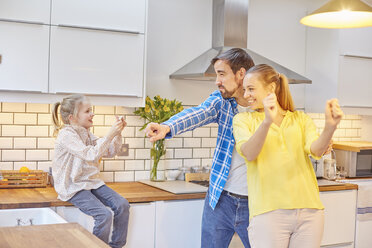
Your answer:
[55,92,141,97]
[341,105,372,109]
[342,54,372,60]
[0,18,46,25]
[57,24,141,35]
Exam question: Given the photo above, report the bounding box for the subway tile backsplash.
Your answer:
[0,102,363,182]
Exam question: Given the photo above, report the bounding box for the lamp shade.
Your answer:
[300,0,372,28]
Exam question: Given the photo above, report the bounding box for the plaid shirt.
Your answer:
[163,90,238,209]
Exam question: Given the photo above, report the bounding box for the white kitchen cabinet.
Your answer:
[338,56,372,108]
[0,0,147,106]
[0,21,49,93]
[51,0,146,34]
[0,0,50,24]
[305,25,372,114]
[56,202,156,248]
[49,26,144,97]
[319,190,357,247]
[339,27,372,59]
[155,199,204,248]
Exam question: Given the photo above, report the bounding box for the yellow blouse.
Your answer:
[233,111,324,218]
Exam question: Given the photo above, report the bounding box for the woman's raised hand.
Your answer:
[263,93,277,125]
[325,99,343,128]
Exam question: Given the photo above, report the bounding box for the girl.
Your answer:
[233,64,343,248]
[52,94,129,248]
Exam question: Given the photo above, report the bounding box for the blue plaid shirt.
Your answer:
[163,90,238,209]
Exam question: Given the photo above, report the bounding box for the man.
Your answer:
[145,48,254,248]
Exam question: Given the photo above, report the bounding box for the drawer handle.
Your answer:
[342,54,372,60]
[341,105,372,109]
[55,92,142,97]
[0,18,46,25]
[57,24,141,35]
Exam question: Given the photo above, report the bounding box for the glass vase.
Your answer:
[150,139,166,181]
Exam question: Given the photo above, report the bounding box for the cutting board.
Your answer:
[139,180,208,194]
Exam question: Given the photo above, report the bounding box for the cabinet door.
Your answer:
[56,202,156,248]
[0,21,49,93]
[49,26,144,97]
[155,199,204,248]
[0,0,50,24]
[51,0,146,33]
[338,56,372,108]
[319,190,356,247]
[340,27,372,58]
[126,203,155,248]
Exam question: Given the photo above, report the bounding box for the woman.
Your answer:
[233,64,343,248]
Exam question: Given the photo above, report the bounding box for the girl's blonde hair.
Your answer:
[52,94,89,135]
[247,64,295,112]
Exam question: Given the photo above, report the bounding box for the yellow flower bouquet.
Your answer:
[134,96,183,181]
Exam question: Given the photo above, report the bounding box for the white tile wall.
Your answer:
[14,138,37,149]
[0,102,365,182]
[14,113,37,125]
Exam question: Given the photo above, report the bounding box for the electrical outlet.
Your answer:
[117,144,129,156]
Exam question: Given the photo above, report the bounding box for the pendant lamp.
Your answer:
[300,0,372,28]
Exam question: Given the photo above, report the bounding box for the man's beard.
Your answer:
[219,85,240,99]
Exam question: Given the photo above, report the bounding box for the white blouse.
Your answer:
[52,125,122,201]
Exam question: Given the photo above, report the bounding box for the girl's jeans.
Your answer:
[69,185,130,248]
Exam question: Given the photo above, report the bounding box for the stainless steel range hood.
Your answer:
[169,0,311,84]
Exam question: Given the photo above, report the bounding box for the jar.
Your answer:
[177,167,191,180]
[323,150,337,180]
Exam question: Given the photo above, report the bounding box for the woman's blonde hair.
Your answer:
[247,64,295,112]
[52,94,88,135]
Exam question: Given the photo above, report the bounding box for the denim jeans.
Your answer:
[69,185,130,248]
[201,190,251,248]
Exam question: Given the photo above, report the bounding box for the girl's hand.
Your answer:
[263,93,277,125]
[116,116,127,129]
[325,99,343,128]
[108,116,127,137]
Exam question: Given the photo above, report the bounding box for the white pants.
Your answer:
[248,208,324,248]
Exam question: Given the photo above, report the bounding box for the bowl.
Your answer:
[165,170,181,181]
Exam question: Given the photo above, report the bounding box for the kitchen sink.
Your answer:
[0,208,67,227]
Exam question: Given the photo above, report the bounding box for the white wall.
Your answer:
[146,0,215,105]
[146,0,311,107]
[247,0,309,109]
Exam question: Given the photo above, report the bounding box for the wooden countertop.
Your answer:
[0,182,206,209]
[0,223,109,248]
[0,181,358,210]
[333,141,372,152]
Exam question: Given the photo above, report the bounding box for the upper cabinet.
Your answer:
[49,26,144,96]
[49,0,146,97]
[339,28,372,58]
[0,0,50,24]
[305,26,372,114]
[0,21,49,93]
[0,0,50,93]
[0,0,147,105]
[51,0,146,33]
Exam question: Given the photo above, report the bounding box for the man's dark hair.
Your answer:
[211,48,254,74]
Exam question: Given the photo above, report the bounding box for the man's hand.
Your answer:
[145,123,170,142]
